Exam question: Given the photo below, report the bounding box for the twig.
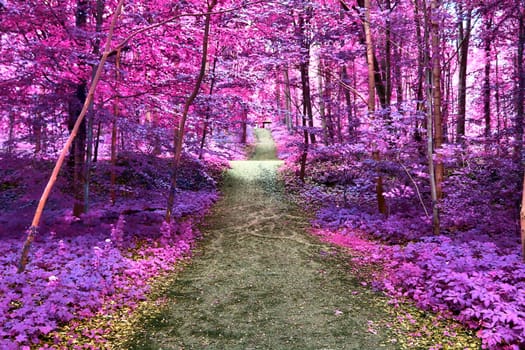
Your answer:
[399,161,430,218]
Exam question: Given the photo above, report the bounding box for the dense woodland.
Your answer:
[1,0,525,348]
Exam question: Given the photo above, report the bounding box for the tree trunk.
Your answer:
[515,9,525,160]
[68,83,87,217]
[165,0,218,223]
[362,0,387,215]
[427,66,440,235]
[431,0,444,200]
[275,70,283,124]
[363,0,375,113]
[443,58,451,143]
[517,8,525,261]
[413,0,425,143]
[241,106,248,144]
[299,97,309,182]
[299,58,312,180]
[341,65,355,138]
[324,68,335,143]
[298,5,316,145]
[283,67,293,131]
[384,0,392,108]
[93,121,102,162]
[83,0,105,213]
[84,100,93,213]
[318,61,329,144]
[496,52,502,137]
[483,16,492,139]
[6,113,15,154]
[424,0,441,234]
[18,0,125,273]
[456,4,471,142]
[66,0,91,217]
[111,49,121,205]
[394,43,403,112]
[199,54,218,159]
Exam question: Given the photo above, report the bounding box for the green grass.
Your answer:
[110,129,479,350]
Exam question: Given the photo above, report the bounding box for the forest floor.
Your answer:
[109,129,479,350]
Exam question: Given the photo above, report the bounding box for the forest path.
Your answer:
[118,129,402,349]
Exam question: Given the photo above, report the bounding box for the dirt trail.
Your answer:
[119,129,403,349]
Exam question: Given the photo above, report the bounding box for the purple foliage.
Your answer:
[385,237,525,349]
[271,124,525,349]
[0,188,217,348]
[0,152,224,347]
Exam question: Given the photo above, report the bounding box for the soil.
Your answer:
[112,129,476,350]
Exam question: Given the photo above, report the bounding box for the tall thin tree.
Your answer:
[165,0,218,223]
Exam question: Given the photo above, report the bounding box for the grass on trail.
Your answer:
[108,129,479,350]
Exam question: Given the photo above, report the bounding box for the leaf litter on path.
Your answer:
[106,129,479,350]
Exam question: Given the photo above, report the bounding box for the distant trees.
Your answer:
[260,0,524,251]
[2,0,525,265]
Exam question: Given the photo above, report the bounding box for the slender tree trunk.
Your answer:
[283,67,293,131]
[299,96,309,182]
[324,68,335,143]
[427,66,440,235]
[318,61,329,144]
[199,55,218,159]
[299,58,312,180]
[364,0,375,113]
[341,65,354,138]
[83,0,106,212]
[69,83,87,217]
[111,49,121,205]
[165,0,218,223]
[362,0,387,215]
[431,0,444,200]
[300,60,315,144]
[352,59,358,140]
[423,0,441,234]
[67,0,90,217]
[496,52,502,136]
[394,43,403,112]
[385,0,392,108]
[93,121,102,162]
[293,85,300,131]
[7,113,15,154]
[456,4,471,142]
[444,60,451,143]
[483,17,492,139]
[413,0,425,142]
[517,7,525,261]
[84,93,94,213]
[515,10,525,160]
[298,5,316,145]
[18,0,125,273]
[241,106,248,144]
[275,70,283,124]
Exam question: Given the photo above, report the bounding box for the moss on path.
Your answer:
[113,129,477,349]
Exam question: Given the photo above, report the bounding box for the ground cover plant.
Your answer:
[272,124,525,349]
[0,151,228,349]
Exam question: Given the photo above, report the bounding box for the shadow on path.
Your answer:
[117,129,403,349]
